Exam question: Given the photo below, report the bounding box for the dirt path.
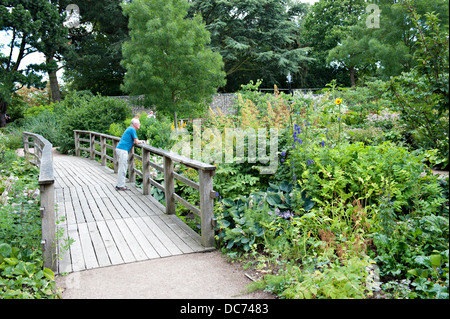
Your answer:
[56,250,274,299]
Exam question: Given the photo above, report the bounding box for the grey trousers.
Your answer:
[116,148,129,188]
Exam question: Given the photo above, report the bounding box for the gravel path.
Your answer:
[56,251,275,299]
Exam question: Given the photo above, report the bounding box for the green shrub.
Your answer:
[0,156,59,299]
[55,92,131,153]
[23,104,55,118]
[248,256,374,299]
[289,141,446,217]
[21,110,59,145]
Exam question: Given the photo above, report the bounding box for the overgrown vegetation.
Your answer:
[0,133,59,298]
[0,1,448,300]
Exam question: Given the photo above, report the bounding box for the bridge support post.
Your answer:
[74,131,80,157]
[142,148,150,195]
[40,182,57,272]
[128,147,136,183]
[199,169,215,248]
[164,156,175,214]
[89,133,95,160]
[101,136,107,166]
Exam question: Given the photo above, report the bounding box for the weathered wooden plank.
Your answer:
[133,216,171,258]
[79,197,95,223]
[116,191,150,217]
[159,214,203,252]
[114,218,147,261]
[67,224,85,272]
[150,215,193,254]
[86,221,111,267]
[115,194,140,218]
[93,184,108,198]
[87,199,105,221]
[56,205,72,274]
[77,223,99,269]
[64,200,76,226]
[96,220,123,265]
[125,194,157,217]
[101,197,122,220]
[52,150,215,273]
[105,219,135,263]
[141,216,182,256]
[123,218,160,259]
[168,214,206,250]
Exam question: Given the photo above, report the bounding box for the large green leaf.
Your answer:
[430,255,443,268]
[266,193,282,207]
[279,181,293,193]
[0,243,12,259]
[222,198,235,207]
[43,268,55,281]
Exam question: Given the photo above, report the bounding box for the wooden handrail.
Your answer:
[22,132,56,272]
[74,130,217,248]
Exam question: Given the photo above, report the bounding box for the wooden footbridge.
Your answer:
[22,131,217,274]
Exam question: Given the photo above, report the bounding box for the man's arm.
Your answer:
[134,138,146,144]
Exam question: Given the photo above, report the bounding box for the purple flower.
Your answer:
[281,158,284,163]
[321,141,325,147]
[307,159,314,166]
[298,139,302,144]
[281,151,286,157]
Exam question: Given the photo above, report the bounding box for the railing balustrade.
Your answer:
[74,130,217,248]
[22,132,56,272]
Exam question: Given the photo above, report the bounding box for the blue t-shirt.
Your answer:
[117,126,138,152]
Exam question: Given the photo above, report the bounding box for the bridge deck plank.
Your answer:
[53,154,212,274]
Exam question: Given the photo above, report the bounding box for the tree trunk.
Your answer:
[174,111,178,131]
[0,102,7,128]
[350,66,356,87]
[46,55,61,102]
[48,70,61,102]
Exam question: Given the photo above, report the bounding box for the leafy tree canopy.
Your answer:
[62,0,129,96]
[0,0,65,127]
[121,0,226,118]
[188,0,312,91]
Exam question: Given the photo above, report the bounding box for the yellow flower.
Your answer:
[335,98,342,105]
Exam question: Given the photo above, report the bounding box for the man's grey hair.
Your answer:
[131,118,140,125]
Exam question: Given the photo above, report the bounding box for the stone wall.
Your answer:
[110,94,238,115]
[111,90,324,117]
[209,93,237,115]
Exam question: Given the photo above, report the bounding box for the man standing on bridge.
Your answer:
[115,118,146,191]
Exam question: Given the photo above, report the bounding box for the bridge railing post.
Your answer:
[72,130,217,249]
[142,148,150,195]
[22,132,57,272]
[163,156,175,215]
[128,146,136,183]
[198,169,215,247]
[89,133,95,160]
[113,139,119,173]
[74,131,80,156]
[101,135,107,166]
